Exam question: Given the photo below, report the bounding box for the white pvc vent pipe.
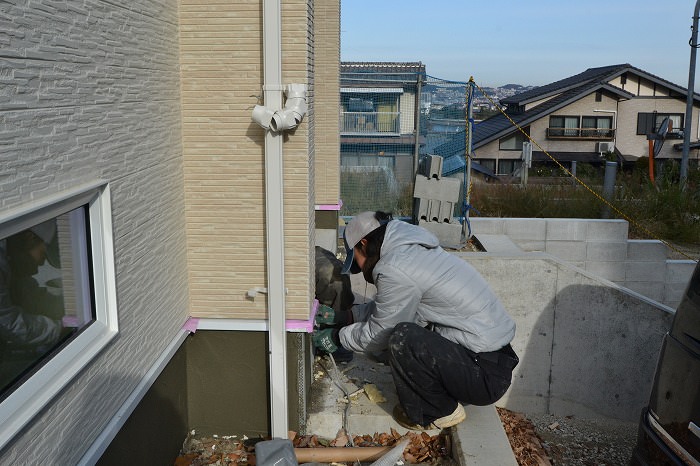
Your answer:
[252,84,308,132]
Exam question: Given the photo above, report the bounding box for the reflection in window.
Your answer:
[0,207,94,397]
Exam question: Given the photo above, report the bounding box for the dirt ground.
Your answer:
[175,409,638,466]
[498,408,639,466]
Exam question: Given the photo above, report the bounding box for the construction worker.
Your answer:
[313,211,518,431]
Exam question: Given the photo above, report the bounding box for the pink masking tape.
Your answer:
[183,317,200,333]
[285,299,318,333]
[314,200,343,211]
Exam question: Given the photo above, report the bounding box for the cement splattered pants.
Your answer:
[388,322,519,426]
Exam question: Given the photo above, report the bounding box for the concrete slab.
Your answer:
[306,353,440,439]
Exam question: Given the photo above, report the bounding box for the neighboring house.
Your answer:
[340,62,426,193]
[473,64,700,176]
[0,1,340,464]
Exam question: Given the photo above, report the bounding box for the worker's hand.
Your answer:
[314,304,349,328]
[312,328,340,354]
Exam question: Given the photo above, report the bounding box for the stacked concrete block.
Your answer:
[664,260,697,308]
[504,218,546,252]
[584,221,629,276]
[469,217,506,235]
[465,217,695,307]
[413,155,463,246]
[621,240,667,303]
[413,176,461,223]
[543,220,586,265]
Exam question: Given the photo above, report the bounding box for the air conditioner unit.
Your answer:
[597,142,614,153]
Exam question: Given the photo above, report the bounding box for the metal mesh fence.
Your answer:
[339,64,472,218]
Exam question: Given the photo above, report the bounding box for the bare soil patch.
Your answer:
[497,408,638,466]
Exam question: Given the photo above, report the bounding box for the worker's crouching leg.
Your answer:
[387,322,516,427]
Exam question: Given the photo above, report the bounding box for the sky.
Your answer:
[341,0,699,89]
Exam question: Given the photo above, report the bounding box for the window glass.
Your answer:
[0,183,117,450]
[499,131,528,150]
[549,116,579,136]
[581,116,613,137]
[497,159,520,175]
[0,207,94,397]
[637,113,684,135]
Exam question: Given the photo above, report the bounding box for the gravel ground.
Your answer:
[524,412,639,466]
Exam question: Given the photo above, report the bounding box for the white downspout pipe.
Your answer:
[261,0,288,437]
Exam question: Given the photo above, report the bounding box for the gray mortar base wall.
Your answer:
[462,253,674,422]
[470,218,696,309]
[98,331,311,464]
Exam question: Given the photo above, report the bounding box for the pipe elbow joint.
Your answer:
[252,105,276,130]
[251,84,308,132]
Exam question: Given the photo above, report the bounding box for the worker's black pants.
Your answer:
[388,322,519,426]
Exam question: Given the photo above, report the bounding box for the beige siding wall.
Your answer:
[313,0,341,205]
[180,0,314,320]
[617,97,700,160]
[479,93,619,161]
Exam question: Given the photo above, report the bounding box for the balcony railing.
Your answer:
[341,111,400,134]
[546,127,615,140]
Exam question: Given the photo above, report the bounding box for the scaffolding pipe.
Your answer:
[262,0,289,437]
[681,0,700,184]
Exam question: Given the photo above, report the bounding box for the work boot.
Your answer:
[392,403,466,431]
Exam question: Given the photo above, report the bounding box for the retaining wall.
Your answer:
[470,218,696,309]
[463,253,674,422]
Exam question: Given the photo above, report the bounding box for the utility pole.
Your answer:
[461,78,474,244]
[681,1,700,184]
[413,64,423,178]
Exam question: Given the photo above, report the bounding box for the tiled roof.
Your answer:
[501,64,629,105]
[501,63,699,106]
[341,62,425,73]
[341,61,426,85]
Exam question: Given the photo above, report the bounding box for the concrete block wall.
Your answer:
[0,1,188,464]
[470,218,696,308]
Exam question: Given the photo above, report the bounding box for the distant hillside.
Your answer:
[424,82,536,108]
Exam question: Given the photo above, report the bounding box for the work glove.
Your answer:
[314,304,349,328]
[312,328,340,354]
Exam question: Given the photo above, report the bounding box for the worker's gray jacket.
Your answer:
[339,220,515,354]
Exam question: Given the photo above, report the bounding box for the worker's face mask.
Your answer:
[362,254,380,284]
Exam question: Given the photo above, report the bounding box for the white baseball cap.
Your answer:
[342,211,383,274]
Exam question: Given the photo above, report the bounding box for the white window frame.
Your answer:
[0,181,118,449]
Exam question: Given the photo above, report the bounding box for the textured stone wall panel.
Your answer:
[0,1,188,463]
